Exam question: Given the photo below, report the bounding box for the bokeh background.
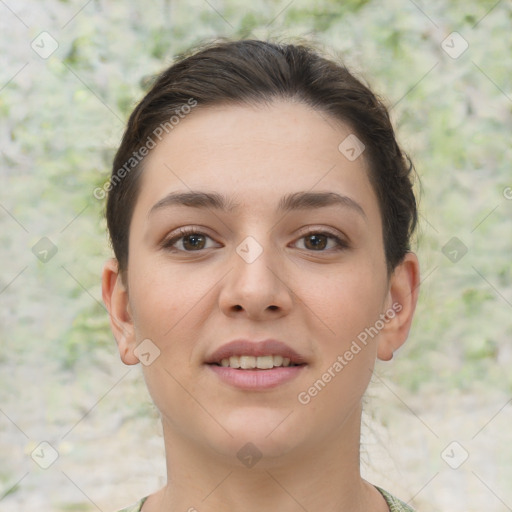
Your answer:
[1,1,511,510]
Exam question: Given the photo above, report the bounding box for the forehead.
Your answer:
[132,100,380,226]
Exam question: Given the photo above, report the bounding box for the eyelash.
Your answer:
[161,227,349,253]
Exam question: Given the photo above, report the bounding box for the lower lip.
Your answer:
[207,364,306,390]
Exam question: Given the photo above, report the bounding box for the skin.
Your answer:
[102,100,420,512]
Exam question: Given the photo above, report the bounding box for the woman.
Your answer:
[102,38,420,512]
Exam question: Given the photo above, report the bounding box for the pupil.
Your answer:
[184,234,205,250]
[307,234,326,250]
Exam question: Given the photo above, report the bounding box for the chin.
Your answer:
[210,407,306,463]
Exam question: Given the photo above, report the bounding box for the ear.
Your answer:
[101,258,139,365]
[377,252,420,361]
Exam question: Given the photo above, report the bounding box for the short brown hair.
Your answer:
[106,39,418,275]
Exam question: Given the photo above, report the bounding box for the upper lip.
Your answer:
[205,339,307,365]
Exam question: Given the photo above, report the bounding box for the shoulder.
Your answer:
[113,496,148,512]
[375,486,415,512]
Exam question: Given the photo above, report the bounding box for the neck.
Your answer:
[144,402,388,512]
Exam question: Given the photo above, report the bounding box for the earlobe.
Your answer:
[377,252,420,361]
[101,258,139,365]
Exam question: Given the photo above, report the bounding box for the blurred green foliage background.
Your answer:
[1,1,511,510]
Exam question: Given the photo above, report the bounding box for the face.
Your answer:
[104,100,418,467]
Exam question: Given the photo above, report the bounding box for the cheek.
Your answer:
[303,262,387,343]
[127,260,209,421]
[298,270,384,416]
[126,266,188,361]
[300,262,387,406]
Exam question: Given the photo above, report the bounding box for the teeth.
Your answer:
[273,355,283,366]
[256,355,273,369]
[217,355,299,369]
[240,355,256,369]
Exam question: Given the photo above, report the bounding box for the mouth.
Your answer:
[205,339,308,390]
[204,338,308,368]
[208,354,305,370]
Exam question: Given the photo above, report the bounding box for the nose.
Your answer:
[218,236,293,321]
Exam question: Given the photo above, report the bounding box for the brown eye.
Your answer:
[163,229,219,252]
[304,234,329,250]
[181,233,207,250]
[294,231,348,252]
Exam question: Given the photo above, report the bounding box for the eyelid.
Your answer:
[294,225,346,239]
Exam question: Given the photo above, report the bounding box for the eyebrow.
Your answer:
[148,190,367,220]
